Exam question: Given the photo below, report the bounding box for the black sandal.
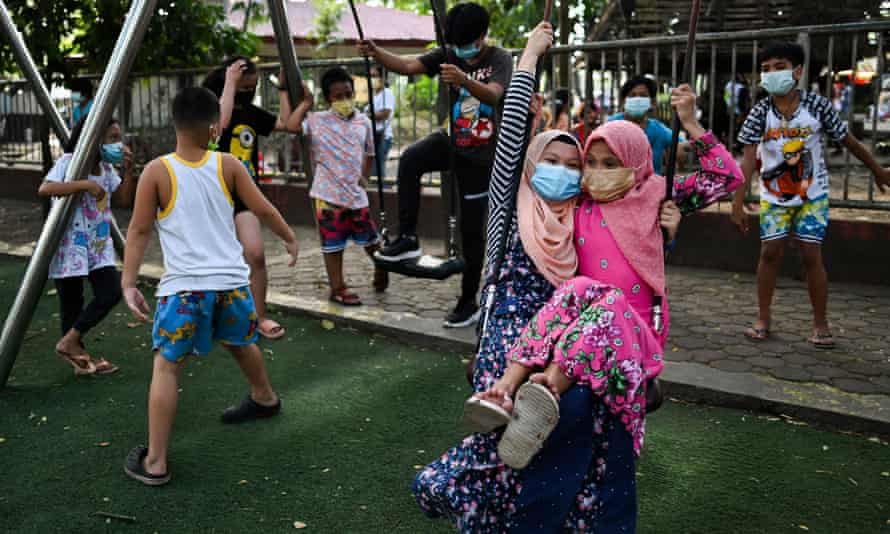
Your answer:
[123,446,170,486]
[221,395,282,424]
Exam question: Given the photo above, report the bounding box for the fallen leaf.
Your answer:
[321,320,335,330]
[102,497,110,502]
[822,445,829,451]
[98,442,111,447]
[0,437,5,444]
[848,477,858,486]
[264,349,274,355]
[293,521,307,529]
[671,346,679,352]
[799,526,809,531]
[881,472,889,477]
[127,322,140,328]
[360,505,368,511]
[322,468,331,473]
[238,479,249,485]
[47,289,57,296]
[815,470,833,475]
[413,465,424,469]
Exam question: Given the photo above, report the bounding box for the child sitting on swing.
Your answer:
[288,67,388,306]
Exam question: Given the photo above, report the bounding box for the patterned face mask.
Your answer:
[331,98,356,118]
[581,167,636,203]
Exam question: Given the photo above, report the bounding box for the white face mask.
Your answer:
[760,69,797,96]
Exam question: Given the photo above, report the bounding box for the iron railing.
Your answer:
[3,20,890,209]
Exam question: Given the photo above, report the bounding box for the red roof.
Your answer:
[228,1,435,44]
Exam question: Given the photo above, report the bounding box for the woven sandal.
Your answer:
[497,382,560,469]
[462,395,512,432]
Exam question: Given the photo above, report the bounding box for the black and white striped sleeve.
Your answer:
[737,98,768,146]
[808,93,848,142]
[485,70,536,265]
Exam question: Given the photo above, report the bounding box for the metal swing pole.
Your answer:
[476,0,555,343]
[346,0,387,242]
[0,0,127,257]
[429,0,460,260]
[266,0,313,185]
[0,0,158,387]
[652,0,701,335]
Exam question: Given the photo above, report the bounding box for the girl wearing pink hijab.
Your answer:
[469,86,743,468]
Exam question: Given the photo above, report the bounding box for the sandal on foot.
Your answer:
[809,332,836,349]
[462,395,511,432]
[329,288,362,306]
[56,350,95,376]
[258,319,286,340]
[497,382,560,469]
[744,326,770,341]
[93,358,120,375]
[123,446,170,486]
[221,394,282,424]
[373,268,389,293]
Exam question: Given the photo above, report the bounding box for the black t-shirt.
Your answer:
[219,104,277,182]
[418,45,513,163]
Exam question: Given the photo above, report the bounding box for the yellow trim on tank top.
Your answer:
[216,153,234,206]
[157,157,178,220]
[171,150,211,168]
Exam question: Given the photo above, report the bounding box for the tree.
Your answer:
[309,0,346,51]
[0,0,257,82]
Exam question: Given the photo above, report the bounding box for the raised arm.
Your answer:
[357,40,427,75]
[668,85,744,215]
[485,22,553,265]
[219,60,247,130]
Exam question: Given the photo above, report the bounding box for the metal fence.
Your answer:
[3,20,890,209]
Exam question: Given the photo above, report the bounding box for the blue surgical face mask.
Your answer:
[760,69,797,96]
[624,96,651,118]
[101,142,124,165]
[454,43,481,59]
[530,162,581,202]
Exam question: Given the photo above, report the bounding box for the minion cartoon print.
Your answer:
[760,138,814,201]
[230,124,258,179]
[452,87,494,149]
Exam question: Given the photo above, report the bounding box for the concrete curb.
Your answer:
[2,245,888,437]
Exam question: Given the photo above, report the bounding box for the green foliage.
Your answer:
[309,0,346,52]
[402,75,439,112]
[0,0,257,82]
[0,0,90,82]
[77,0,257,74]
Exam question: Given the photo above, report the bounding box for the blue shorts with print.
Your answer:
[759,196,829,244]
[151,287,258,363]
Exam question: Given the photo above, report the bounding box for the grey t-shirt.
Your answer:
[418,45,513,163]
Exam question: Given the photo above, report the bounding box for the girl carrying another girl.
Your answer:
[415,22,743,531]
[38,117,136,375]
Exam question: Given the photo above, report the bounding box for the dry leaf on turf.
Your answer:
[798,526,809,531]
[127,322,140,328]
[98,442,111,447]
[293,521,307,529]
[238,479,249,485]
[881,472,889,477]
[321,320,335,330]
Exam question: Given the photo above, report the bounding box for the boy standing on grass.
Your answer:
[732,42,890,348]
[121,87,299,486]
[287,67,388,306]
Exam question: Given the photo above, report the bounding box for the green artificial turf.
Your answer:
[0,256,888,533]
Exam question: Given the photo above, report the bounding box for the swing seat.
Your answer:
[373,252,466,280]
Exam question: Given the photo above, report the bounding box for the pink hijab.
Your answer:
[517,131,582,287]
[584,120,667,296]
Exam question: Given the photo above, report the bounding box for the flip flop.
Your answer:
[56,350,96,376]
[809,332,836,349]
[93,357,120,375]
[329,288,362,306]
[123,445,170,486]
[258,319,286,340]
[497,382,560,470]
[221,394,282,424]
[462,395,512,432]
[744,326,770,341]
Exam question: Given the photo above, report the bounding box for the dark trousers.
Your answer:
[54,266,122,337]
[397,130,491,303]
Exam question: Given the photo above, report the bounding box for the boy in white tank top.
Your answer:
[120,87,299,486]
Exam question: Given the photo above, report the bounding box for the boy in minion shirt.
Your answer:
[734,41,890,347]
[288,67,387,306]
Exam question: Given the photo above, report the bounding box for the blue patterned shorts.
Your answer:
[151,287,259,363]
[760,196,829,244]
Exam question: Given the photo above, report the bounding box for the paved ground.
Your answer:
[1,198,889,420]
